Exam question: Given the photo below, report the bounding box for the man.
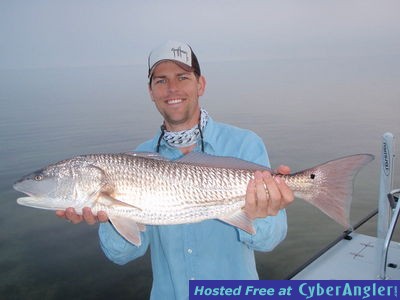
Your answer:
[57,41,294,299]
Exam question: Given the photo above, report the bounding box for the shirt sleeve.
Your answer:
[238,211,287,252]
[98,222,150,265]
[235,132,288,252]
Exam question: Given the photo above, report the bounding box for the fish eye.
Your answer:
[34,175,43,181]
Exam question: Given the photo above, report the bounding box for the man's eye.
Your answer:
[178,76,188,81]
[155,79,166,84]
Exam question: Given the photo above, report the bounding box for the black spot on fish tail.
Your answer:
[310,174,316,179]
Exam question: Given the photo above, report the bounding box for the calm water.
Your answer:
[1,57,399,299]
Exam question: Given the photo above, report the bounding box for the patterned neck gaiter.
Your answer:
[160,108,209,149]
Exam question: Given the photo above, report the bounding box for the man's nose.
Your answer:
[167,79,178,92]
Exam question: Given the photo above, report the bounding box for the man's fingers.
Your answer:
[275,165,291,175]
[56,207,109,224]
[262,172,281,215]
[65,207,83,224]
[55,210,66,219]
[244,178,257,219]
[274,176,295,209]
[255,171,269,203]
[97,211,109,223]
[83,207,98,225]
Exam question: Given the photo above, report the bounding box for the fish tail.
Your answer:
[292,154,374,228]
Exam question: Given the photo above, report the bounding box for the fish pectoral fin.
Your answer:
[97,192,143,211]
[219,210,256,235]
[136,222,146,232]
[109,216,146,247]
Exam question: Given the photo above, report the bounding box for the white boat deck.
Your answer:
[291,232,400,280]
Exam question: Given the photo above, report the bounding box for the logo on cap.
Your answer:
[171,47,189,63]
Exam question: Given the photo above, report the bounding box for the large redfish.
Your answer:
[13,152,374,246]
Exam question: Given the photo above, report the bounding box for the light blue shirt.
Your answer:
[98,117,287,300]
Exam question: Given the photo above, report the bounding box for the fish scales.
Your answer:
[14,152,374,245]
[82,154,251,224]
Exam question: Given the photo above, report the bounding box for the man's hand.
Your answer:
[245,165,294,220]
[56,207,109,225]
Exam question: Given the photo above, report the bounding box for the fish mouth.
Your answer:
[17,196,65,211]
[13,175,58,199]
[13,182,35,197]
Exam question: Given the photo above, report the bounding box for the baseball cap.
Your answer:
[148,40,201,78]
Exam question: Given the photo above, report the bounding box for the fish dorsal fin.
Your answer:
[176,152,270,172]
[124,152,167,161]
[109,215,146,247]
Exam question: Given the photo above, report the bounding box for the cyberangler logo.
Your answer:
[382,141,391,176]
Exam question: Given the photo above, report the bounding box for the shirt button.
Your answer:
[187,248,193,254]
[190,277,195,280]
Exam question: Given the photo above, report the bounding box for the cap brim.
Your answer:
[148,60,194,78]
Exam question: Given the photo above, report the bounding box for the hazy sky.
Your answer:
[1,0,399,69]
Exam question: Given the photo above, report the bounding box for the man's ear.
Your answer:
[197,75,206,96]
[148,84,155,102]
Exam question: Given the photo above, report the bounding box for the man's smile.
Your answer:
[166,98,184,105]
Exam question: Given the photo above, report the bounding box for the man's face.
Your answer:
[149,61,206,131]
